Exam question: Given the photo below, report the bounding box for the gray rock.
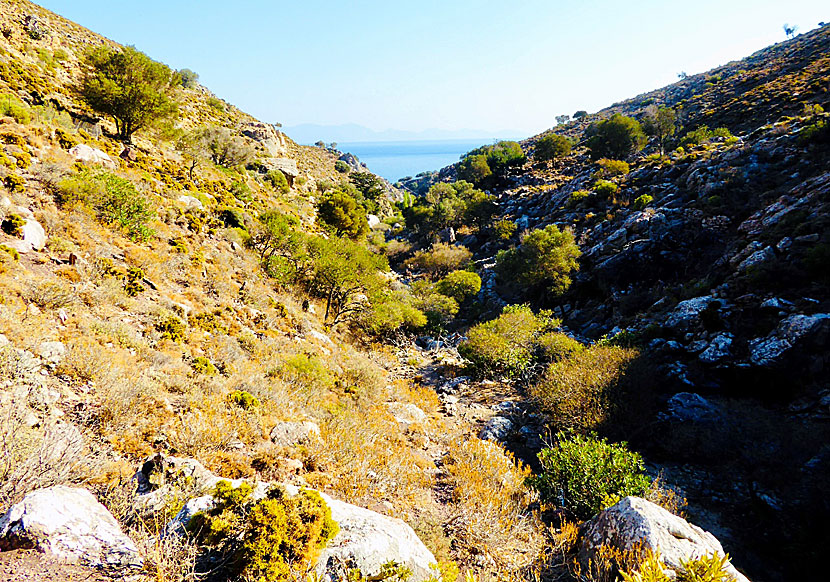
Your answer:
[664,392,723,424]
[665,296,719,331]
[178,194,204,210]
[270,420,321,447]
[480,416,512,442]
[37,341,66,366]
[699,334,733,363]
[69,144,116,169]
[367,214,381,229]
[580,497,749,582]
[0,486,142,568]
[738,246,775,272]
[386,402,427,428]
[749,313,830,366]
[21,217,46,251]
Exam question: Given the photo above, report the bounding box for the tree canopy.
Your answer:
[534,134,573,165]
[496,224,581,294]
[585,114,646,160]
[316,189,368,239]
[79,46,179,141]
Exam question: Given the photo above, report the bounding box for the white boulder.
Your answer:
[0,486,142,568]
[69,144,116,169]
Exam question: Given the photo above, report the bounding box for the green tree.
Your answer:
[316,189,368,239]
[78,45,178,142]
[534,133,573,166]
[496,224,581,294]
[585,114,646,160]
[436,270,481,303]
[248,210,307,283]
[641,105,677,154]
[177,68,199,89]
[349,172,385,205]
[456,154,492,187]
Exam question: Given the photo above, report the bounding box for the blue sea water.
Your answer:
[337,139,491,182]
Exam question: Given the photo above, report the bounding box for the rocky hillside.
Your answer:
[395,23,829,582]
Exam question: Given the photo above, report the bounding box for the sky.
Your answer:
[35,0,828,136]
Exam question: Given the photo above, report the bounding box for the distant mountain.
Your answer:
[281,123,526,144]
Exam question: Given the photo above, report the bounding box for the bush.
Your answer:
[491,218,516,240]
[266,169,289,193]
[594,179,619,200]
[435,270,481,303]
[528,431,650,520]
[56,170,154,241]
[316,189,368,239]
[456,154,492,186]
[414,289,459,330]
[595,158,629,178]
[155,312,187,343]
[334,160,350,173]
[495,224,581,294]
[534,133,573,165]
[4,173,25,193]
[567,190,591,208]
[459,304,559,379]
[228,389,259,409]
[177,68,199,88]
[632,194,653,210]
[1,213,25,236]
[586,114,646,160]
[404,243,472,280]
[0,93,31,124]
[531,345,638,432]
[623,552,738,582]
[78,45,178,141]
[191,357,218,376]
[190,481,338,582]
[536,332,583,363]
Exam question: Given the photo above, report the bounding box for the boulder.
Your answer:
[580,497,748,582]
[386,402,427,428]
[0,486,142,569]
[37,341,66,366]
[698,333,733,364]
[367,214,381,229]
[270,420,321,447]
[749,313,830,366]
[664,296,719,332]
[480,416,512,442]
[242,122,288,157]
[21,217,46,251]
[178,194,204,210]
[337,153,369,173]
[663,392,723,424]
[68,144,116,169]
[316,494,436,581]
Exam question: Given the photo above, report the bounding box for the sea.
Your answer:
[336,139,491,183]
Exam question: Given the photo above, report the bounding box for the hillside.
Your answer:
[0,2,828,582]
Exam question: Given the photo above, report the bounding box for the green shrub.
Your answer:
[536,332,583,363]
[414,289,459,330]
[3,173,25,193]
[155,312,187,343]
[191,481,338,582]
[168,237,188,253]
[0,244,20,262]
[567,190,591,208]
[435,270,481,303]
[404,243,472,280]
[528,431,650,520]
[316,189,368,239]
[531,345,638,432]
[275,354,336,391]
[0,93,31,124]
[459,304,559,379]
[586,114,646,160]
[56,170,154,241]
[54,128,79,149]
[594,179,619,200]
[491,217,516,240]
[1,213,25,236]
[534,133,572,164]
[265,169,290,193]
[595,158,629,178]
[124,266,145,296]
[623,552,738,582]
[191,356,218,376]
[177,68,199,89]
[632,194,653,210]
[228,389,259,409]
[217,206,247,229]
[334,160,350,173]
[495,224,581,294]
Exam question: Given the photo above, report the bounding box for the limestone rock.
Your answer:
[337,152,369,173]
[663,392,723,424]
[37,341,66,366]
[664,296,719,331]
[21,217,46,251]
[386,402,427,428]
[69,144,116,169]
[270,420,321,447]
[480,416,512,442]
[0,486,142,569]
[580,497,749,582]
[316,494,437,581]
[242,122,287,157]
[178,194,204,210]
[749,313,830,366]
[699,333,733,364]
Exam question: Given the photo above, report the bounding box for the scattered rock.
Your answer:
[664,296,720,331]
[37,341,66,366]
[480,416,512,442]
[0,486,142,569]
[270,420,321,447]
[749,313,830,366]
[580,497,749,582]
[386,402,427,428]
[699,333,733,363]
[663,392,723,424]
[68,144,116,169]
[177,194,204,210]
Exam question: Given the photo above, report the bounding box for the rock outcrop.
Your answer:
[580,496,749,582]
[0,486,142,569]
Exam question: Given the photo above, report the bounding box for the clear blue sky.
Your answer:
[35,0,827,136]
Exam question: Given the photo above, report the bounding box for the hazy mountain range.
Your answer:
[280,123,527,144]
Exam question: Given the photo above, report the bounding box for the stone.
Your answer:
[316,493,436,581]
[260,157,299,180]
[699,333,733,363]
[37,341,66,366]
[480,416,512,442]
[119,146,139,161]
[367,214,381,229]
[749,313,830,366]
[337,153,370,173]
[308,329,334,345]
[580,497,749,582]
[270,420,321,447]
[178,194,204,210]
[437,226,455,243]
[664,296,719,331]
[0,486,142,569]
[242,122,288,157]
[664,392,723,424]
[21,217,46,251]
[69,144,116,169]
[386,402,427,428]
[737,245,775,272]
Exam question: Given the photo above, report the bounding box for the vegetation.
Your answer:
[495,224,581,294]
[435,270,481,304]
[534,133,573,166]
[78,46,179,141]
[457,141,525,187]
[528,431,650,520]
[586,114,647,160]
[316,188,369,239]
[404,243,472,280]
[641,105,677,154]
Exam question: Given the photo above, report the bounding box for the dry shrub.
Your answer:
[0,392,85,507]
[531,345,638,432]
[27,278,76,309]
[444,438,543,572]
[304,403,431,508]
[57,336,111,381]
[131,524,198,582]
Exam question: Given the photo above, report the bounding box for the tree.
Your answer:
[783,23,799,39]
[496,224,581,294]
[316,189,368,239]
[641,105,677,154]
[349,172,385,205]
[573,110,588,119]
[201,126,254,167]
[315,140,325,148]
[555,114,571,125]
[456,154,492,187]
[534,133,573,166]
[404,243,472,280]
[178,68,199,89]
[175,129,208,180]
[585,114,646,160]
[248,210,307,283]
[79,45,178,142]
[436,270,481,303]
